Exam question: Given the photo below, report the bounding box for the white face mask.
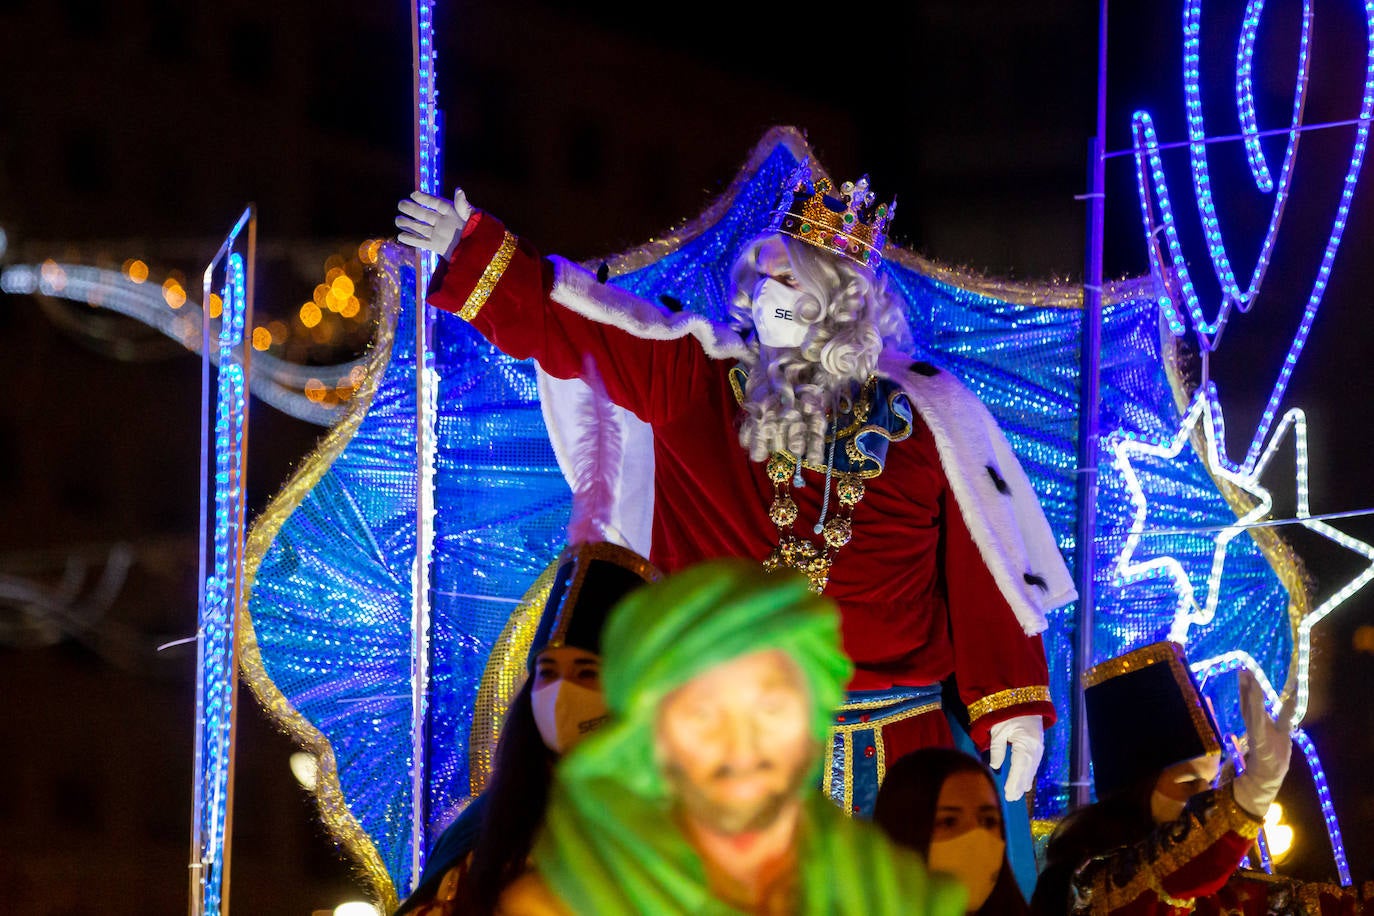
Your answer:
[530,679,609,754]
[750,277,809,348]
[927,828,1006,912]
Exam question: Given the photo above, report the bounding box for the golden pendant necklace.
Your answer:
[761,411,868,595]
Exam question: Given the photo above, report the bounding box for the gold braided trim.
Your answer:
[829,700,942,735]
[459,230,518,321]
[967,686,1052,722]
[1077,787,1262,912]
[1083,642,1221,755]
[238,242,404,912]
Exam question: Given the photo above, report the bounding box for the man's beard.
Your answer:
[662,750,817,836]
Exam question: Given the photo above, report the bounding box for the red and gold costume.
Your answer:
[428,210,1074,808]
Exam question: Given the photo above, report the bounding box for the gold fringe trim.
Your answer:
[237,242,406,912]
[588,125,1155,310]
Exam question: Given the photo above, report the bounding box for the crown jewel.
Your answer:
[766,159,896,269]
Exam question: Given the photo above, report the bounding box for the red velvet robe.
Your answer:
[427,211,1056,757]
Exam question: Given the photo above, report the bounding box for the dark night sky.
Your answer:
[3,0,1374,909]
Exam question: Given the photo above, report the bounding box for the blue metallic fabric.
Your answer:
[827,684,945,817]
[244,131,1296,896]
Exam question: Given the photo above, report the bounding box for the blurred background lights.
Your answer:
[332,902,379,916]
[123,258,149,283]
[300,300,323,328]
[251,326,272,351]
[162,277,187,309]
[289,751,319,791]
[1264,803,1294,861]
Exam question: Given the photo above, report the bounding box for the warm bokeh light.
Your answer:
[162,278,187,309]
[304,379,327,403]
[348,365,367,387]
[124,258,150,283]
[268,320,288,344]
[340,295,360,318]
[336,381,356,401]
[300,301,323,328]
[1353,625,1374,653]
[251,327,272,351]
[1264,803,1284,827]
[1268,823,1294,859]
[40,259,67,293]
[330,274,355,299]
[333,903,379,916]
[208,293,223,319]
[359,238,382,264]
[289,751,319,791]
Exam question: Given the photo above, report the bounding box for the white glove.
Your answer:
[395,188,474,259]
[1232,669,1295,818]
[988,714,1044,802]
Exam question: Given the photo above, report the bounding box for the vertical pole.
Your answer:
[188,206,255,914]
[220,209,255,915]
[408,0,441,891]
[1070,0,1110,811]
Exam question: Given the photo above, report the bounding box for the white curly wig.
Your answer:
[727,233,914,466]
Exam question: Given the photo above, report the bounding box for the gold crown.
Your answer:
[766,159,896,269]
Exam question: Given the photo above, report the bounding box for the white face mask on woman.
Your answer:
[750,277,809,348]
[530,679,609,754]
[927,827,1006,912]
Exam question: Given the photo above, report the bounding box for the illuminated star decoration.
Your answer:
[1107,390,1272,644]
[1229,406,1374,725]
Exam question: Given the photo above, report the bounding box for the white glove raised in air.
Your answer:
[988,714,1044,802]
[394,188,474,259]
[1232,669,1295,819]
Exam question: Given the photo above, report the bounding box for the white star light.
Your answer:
[1236,407,1374,724]
[1108,392,1273,644]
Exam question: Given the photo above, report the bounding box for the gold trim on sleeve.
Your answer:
[459,230,518,321]
[967,686,1052,722]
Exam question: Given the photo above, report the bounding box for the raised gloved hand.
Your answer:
[395,188,474,259]
[1232,669,1295,818]
[988,714,1044,802]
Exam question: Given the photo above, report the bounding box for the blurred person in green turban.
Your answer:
[494,557,968,915]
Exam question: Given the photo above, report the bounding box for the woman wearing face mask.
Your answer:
[874,747,1029,915]
[394,541,659,916]
[1029,641,1309,916]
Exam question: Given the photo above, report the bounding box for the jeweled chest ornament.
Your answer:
[762,452,866,594]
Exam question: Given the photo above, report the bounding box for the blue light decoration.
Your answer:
[1133,0,1374,471]
[406,0,442,891]
[1118,0,1374,882]
[189,207,255,915]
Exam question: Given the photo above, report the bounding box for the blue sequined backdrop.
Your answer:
[245,138,1292,894]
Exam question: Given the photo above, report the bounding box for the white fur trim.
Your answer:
[879,351,1077,635]
[548,256,751,361]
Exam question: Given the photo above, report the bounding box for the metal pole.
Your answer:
[1070,0,1110,811]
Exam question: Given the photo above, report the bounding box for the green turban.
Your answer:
[529,558,967,915]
